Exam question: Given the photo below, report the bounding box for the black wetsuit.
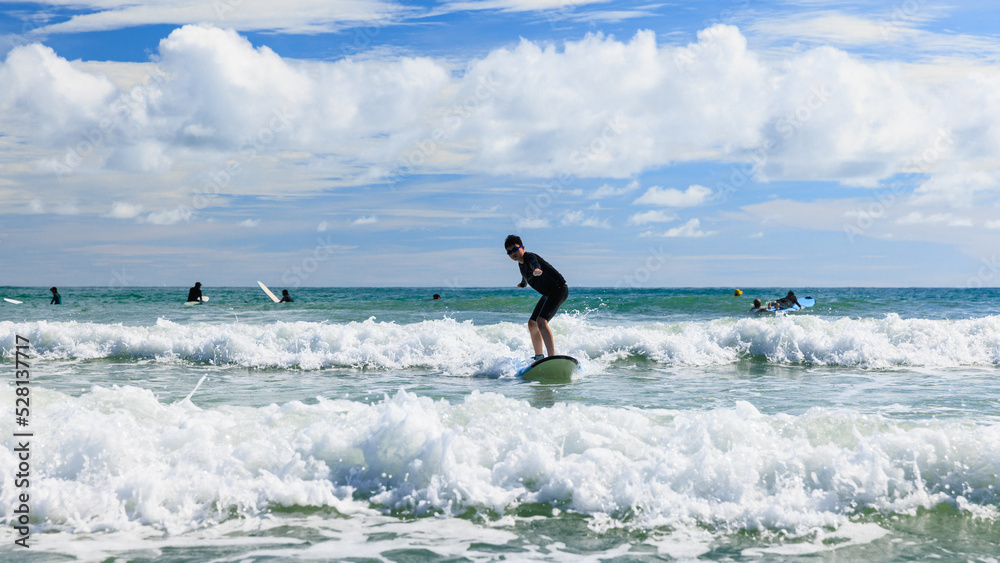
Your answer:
[187,287,202,302]
[775,294,800,309]
[517,252,568,321]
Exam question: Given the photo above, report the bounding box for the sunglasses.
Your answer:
[506,245,523,255]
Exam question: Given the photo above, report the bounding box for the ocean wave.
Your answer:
[1,387,997,537]
[3,314,1000,370]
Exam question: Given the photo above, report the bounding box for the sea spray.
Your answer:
[2,386,997,538]
[5,314,1000,370]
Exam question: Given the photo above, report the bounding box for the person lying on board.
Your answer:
[773,291,801,310]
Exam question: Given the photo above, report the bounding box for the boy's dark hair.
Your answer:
[504,234,522,250]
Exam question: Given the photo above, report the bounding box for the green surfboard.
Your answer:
[517,355,579,383]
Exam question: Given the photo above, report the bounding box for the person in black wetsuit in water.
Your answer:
[186,282,204,303]
[504,235,569,361]
[774,291,801,310]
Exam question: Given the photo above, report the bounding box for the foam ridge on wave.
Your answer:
[1,387,997,537]
[3,313,1000,370]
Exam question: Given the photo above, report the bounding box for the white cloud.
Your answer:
[748,9,999,61]
[560,210,610,228]
[739,198,1000,253]
[3,23,1000,211]
[30,1,412,35]
[107,202,144,219]
[912,169,1000,208]
[986,220,1000,230]
[438,0,613,14]
[0,43,117,143]
[641,218,715,238]
[239,218,261,227]
[895,212,973,227]
[145,208,191,225]
[749,12,919,48]
[589,179,640,199]
[27,198,78,215]
[627,209,677,225]
[353,215,378,225]
[634,185,712,207]
[515,217,550,229]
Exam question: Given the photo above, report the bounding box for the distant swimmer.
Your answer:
[750,298,766,313]
[279,290,294,303]
[432,294,440,300]
[773,291,801,310]
[50,287,61,305]
[505,234,568,361]
[187,282,204,303]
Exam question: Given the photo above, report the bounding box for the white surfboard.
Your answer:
[3,298,23,304]
[517,355,579,383]
[184,296,210,305]
[257,281,280,303]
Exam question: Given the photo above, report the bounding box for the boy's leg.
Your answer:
[527,320,544,356]
[536,317,555,356]
[533,287,567,357]
[528,296,548,357]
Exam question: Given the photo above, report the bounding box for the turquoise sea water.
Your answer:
[2,286,999,561]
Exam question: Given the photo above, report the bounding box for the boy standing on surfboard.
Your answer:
[504,235,569,361]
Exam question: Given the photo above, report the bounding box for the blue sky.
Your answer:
[1,0,999,288]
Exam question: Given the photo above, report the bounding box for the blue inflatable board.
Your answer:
[764,296,814,313]
[517,355,579,383]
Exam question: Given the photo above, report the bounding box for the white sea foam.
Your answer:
[3,313,1000,370]
[1,386,997,541]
